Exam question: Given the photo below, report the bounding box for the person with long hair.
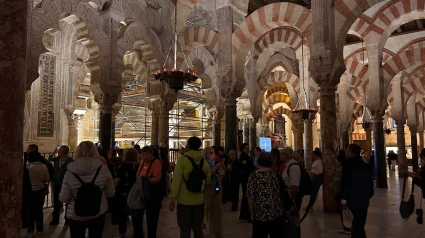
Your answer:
[304,148,323,212]
[270,148,283,174]
[203,147,225,238]
[113,148,139,238]
[26,151,50,236]
[60,141,115,238]
[239,143,254,223]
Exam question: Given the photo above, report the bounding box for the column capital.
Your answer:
[216,0,233,9]
[210,110,224,124]
[68,114,84,127]
[395,119,406,127]
[222,88,242,105]
[96,93,119,114]
[318,81,338,96]
[409,125,418,134]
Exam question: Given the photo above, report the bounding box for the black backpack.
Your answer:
[183,155,206,193]
[287,163,312,196]
[72,166,103,217]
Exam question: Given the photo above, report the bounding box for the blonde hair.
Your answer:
[124,148,139,163]
[74,141,99,159]
[202,146,215,159]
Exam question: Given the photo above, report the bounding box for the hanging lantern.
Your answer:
[358,121,372,129]
[293,108,317,121]
[153,5,197,92]
[384,128,392,135]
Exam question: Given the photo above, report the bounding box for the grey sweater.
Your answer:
[59,157,115,220]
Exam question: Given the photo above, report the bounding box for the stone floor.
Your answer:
[20,168,425,237]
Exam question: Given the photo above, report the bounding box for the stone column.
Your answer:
[243,119,250,143]
[237,119,243,150]
[249,118,258,149]
[292,119,304,161]
[341,123,350,151]
[99,109,113,151]
[212,111,223,146]
[396,120,407,176]
[304,118,314,172]
[149,104,160,146]
[410,126,419,170]
[0,1,27,236]
[365,127,372,157]
[419,131,424,153]
[224,92,238,152]
[372,116,388,188]
[158,102,174,146]
[68,115,83,152]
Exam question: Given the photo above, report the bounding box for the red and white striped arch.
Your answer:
[266,85,289,98]
[404,68,425,101]
[258,71,301,95]
[176,26,218,68]
[396,37,425,55]
[348,83,366,102]
[344,48,394,65]
[262,93,292,113]
[232,2,312,86]
[253,27,304,60]
[267,107,293,121]
[383,47,425,86]
[352,102,363,120]
[345,60,369,88]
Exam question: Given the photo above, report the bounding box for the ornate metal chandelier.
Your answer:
[154,4,197,92]
[357,41,372,129]
[293,34,317,120]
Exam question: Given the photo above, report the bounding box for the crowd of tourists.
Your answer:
[21,137,380,238]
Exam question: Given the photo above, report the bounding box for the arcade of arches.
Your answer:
[3,0,425,236]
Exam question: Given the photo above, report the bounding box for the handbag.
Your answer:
[400,175,415,219]
[285,215,299,237]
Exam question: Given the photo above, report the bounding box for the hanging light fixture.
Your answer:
[384,118,393,135]
[293,34,317,120]
[154,4,197,92]
[357,41,372,129]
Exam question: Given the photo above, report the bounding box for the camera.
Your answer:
[416,208,423,224]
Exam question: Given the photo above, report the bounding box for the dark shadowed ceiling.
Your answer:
[248,0,311,14]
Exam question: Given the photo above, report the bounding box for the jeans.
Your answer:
[69,214,106,238]
[132,200,162,238]
[27,188,46,233]
[252,216,285,238]
[307,175,323,208]
[350,207,368,238]
[177,203,204,238]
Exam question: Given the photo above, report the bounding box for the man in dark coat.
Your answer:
[224,149,241,212]
[341,144,374,238]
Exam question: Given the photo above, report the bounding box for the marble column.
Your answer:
[292,119,304,160]
[99,111,113,151]
[158,102,173,146]
[212,112,223,146]
[68,115,83,152]
[372,117,388,188]
[0,1,27,236]
[150,107,159,146]
[243,119,250,143]
[410,127,419,170]
[249,119,258,149]
[396,120,407,176]
[341,130,349,151]
[318,82,339,212]
[237,120,243,151]
[365,127,372,157]
[224,95,238,152]
[419,131,424,152]
[304,118,314,172]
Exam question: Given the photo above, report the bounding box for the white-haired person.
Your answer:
[203,146,225,238]
[60,141,115,238]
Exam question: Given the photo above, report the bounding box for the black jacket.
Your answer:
[49,156,73,186]
[239,152,254,183]
[225,157,241,184]
[341,156,374,209]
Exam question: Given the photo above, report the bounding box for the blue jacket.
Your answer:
[341,156,374,209]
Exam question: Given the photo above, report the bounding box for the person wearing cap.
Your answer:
[340,144,374,238]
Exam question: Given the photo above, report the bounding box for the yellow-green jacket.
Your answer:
[169,150,211,205]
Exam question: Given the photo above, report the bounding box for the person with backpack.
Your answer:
[239,143,254,223]
[169,136,211,238]
[26,151,50,237]
[48,145,73,226]
[304,148,323,212]
[113,148,139,238]
[132,146,163,238]
[281,146,303,238]
[60,141,115,238]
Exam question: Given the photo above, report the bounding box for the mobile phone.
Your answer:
[57,145,60,150]
[114,141,118,148]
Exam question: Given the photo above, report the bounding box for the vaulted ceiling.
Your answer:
[248,0,311,14]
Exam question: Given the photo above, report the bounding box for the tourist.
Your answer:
[169,136,211,238]
[247,152,292,238]
[26,144,55,184]
[48,145,73,226]
[26,151,50,237]
[159,145,171,197]
[224,149,241,210]
[387,150,397,171]
[203,147,225,238]
[281,146,302,237]
[270,148,283,173]
[407,148,425,192]
[304,148,323,212]
[60,141,115,238]
[239,143,254,223]
[113,148,139,238]
[341,144,374,238]
[133,146,163,238]
[253,147,262,167]
[336,150,351,235]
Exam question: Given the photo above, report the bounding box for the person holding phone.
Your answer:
[203,147,225,238]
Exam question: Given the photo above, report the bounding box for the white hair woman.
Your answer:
[202,146,225,238]
[60,141,115,238]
